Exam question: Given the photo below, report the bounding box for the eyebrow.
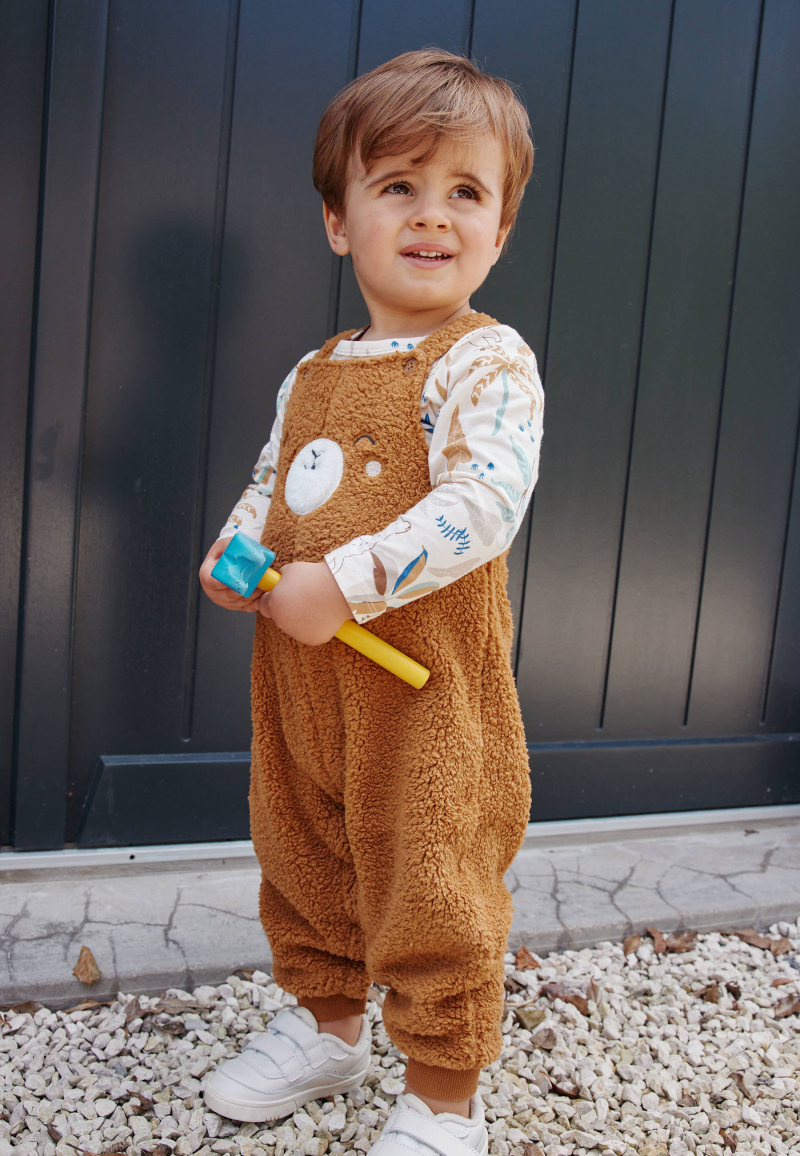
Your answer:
[364,168,494,198]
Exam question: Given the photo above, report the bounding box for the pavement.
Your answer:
[1,804,798,1008]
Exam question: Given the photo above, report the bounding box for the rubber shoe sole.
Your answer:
[203,1062,370,1123]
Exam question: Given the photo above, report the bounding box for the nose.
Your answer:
[410,198,451,232]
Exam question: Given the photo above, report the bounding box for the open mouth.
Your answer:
[401,248,455,267]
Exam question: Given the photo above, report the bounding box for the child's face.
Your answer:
[324,135,509,326]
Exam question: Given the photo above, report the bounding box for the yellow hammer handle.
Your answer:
[257,567,430,689]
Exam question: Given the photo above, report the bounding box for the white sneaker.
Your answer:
[369,1093,488,1156]
[203,1006,370,1122]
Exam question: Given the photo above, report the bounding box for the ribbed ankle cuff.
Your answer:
[405,1059,482,1101]
[297,994,367,1022]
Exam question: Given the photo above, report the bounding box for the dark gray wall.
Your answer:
[3,0,799,850]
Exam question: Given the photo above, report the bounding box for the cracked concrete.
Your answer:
[0,809,798,1006]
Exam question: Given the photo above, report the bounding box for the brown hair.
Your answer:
[313,49,533,237]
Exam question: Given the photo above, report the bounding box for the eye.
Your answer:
[383,181,412,195]
[354,435,375,446]
[452,184,480,201]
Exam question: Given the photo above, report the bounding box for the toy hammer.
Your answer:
[212,533,430,689]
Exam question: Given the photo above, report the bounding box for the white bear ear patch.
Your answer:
[284,438,344,515]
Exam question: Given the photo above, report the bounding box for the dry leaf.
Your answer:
[586,978,601,1005]
[124,996,144,1023]
[153,997,203,1014]
[720,1128,738,1151]
[514,1006,546,1031]
[127,1095,155,1115]
[233,968,255,981]
[514,945,542,970]
[678,1092,697,1107]
[540,982,589,1016]
[72,945,101,986]
[666,930,697,952]
[774,994,800,1019]
[522,1146,544,1156]
[623,933,641,955]
[726,981,742,1000]
[367,985,385,1006]
[143,1015,185,1036]
[646,926,667,954]
[8,1000,43,1015]
[149,1147,172,1156]
[551,1081,579,1098]
[772,977,794,986]
[531,1026,557,1050]
[730,1072,756,1102]
[64,999,109,1013]
[733,928,772,949]
[697,983,719,1003]
[770,936,792,955]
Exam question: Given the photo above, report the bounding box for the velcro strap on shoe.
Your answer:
[244,1028,304,1080]
[383,1110,476,1156]
[270,1008,330,1063]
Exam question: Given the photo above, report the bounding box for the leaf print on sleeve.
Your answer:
[436,515,470,555]
[393,548,428,594]
[442,404,472,471]
[492,368,509,436]
[394,582,440,601]
[469,354,509,406]
[495,500,516,523]
[461,495,502,546]
[496,478,522,505]
[234,502,258,518]
[327,517,411,574]
[371,552,387,596]
[510,436,532,487]
[348,598,387,617]
[429,558,478,579]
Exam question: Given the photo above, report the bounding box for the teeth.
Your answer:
[409,250,448,258]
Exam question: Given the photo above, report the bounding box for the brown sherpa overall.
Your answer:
[249,313,531,1101]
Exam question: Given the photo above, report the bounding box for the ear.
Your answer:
[323,202,350,256]
[491,224,511,265]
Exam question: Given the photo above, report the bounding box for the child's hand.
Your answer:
[258,561,353,645]
[199,537,262,612]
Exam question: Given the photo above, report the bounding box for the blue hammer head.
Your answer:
[211,532,276,597]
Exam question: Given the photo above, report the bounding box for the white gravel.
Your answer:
[1,920,798,1156]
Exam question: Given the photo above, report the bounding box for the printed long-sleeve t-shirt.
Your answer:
[220,322,544,623]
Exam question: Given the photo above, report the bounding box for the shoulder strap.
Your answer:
[414,311,498,365]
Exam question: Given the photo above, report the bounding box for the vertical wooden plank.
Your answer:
[471,0,577,667]
[337,0,474,329]
[688,0,800,735]
[601,0,762,739]
[66,0,233,840]
[513,0,673,743]
[192,0,357,752]
[13,0,109,851]
[513,0,675,739]
[0,0,50,843]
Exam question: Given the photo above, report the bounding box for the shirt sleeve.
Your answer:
[218,354,317,541]
[325,326,544,623]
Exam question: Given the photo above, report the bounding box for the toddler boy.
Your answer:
[199,48,543,1156]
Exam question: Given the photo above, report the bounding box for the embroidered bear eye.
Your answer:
[365,460,382,477]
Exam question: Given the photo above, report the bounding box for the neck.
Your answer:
[359,300,472,342]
